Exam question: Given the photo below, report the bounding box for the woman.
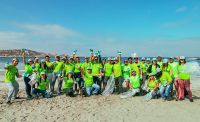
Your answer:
[22,52,35,99]
[32,72,50,98]
[144,73,159,101]
[176,56,193,102]
[103,57,113,90]
[4,58,22,104]
[63,71,75,97]
[156,68,173,101]
[147,58,160,75]
[129,70,141,96]
[162,59,173,78]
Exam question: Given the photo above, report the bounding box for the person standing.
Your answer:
[4,58,22,104]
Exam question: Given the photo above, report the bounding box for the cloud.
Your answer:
[0,23,199,57]
[176,6,187,13]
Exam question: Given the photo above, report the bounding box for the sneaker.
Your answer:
[166,96,172,101]
[14,97,21,99]
[189,99,194,102]
[6,100,11,104]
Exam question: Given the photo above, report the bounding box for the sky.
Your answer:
[0,0,200,57]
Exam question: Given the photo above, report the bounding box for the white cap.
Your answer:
[163,59,168,64]
[152,58,157,61]
[180,56,186,60]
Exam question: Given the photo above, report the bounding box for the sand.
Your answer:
[0,77,200,122]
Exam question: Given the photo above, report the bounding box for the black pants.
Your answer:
[114,76,123,94]
[24,76,32,97]
[74,72,84,88]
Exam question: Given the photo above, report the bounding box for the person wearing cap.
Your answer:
[51,55,64,95]
[81,67,100,96]
[169,57,179,79]
[91,56,103,93]
[122,60,131,89]
[36,59,47,82]
[103,57,113,89]
[22,52,35,99]
[157,56,163,68]
[32,72,50,98]
[145,58,151,74]
[156,68,173,101]
[74,56,83,94]
[147,58,160,75]
[63,71,75,97]
[129,70,141,96]
[34,57,40,73]
[162,59,173,77]
[113,52,123,94]
[145,73,159,100]
[4,58,22,104]
[140,57,148,86]
[176,56,193,102]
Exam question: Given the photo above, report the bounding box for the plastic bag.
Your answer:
[120,89,139,99]
[102,75,115,96]
[28,73,37,86]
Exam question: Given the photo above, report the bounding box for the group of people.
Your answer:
[3,50,193,104]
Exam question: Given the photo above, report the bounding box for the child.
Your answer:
[32,72,50,98]
[63,71,75,97]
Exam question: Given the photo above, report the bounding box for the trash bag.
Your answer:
[102,75,115,96]
[28,73,37,86]
[120,89,139,99]
[144,92,153,101]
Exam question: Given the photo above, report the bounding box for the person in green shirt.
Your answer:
[157,56,163,68]
[4,58,22,104]
[82,67,100,96]
[63,71,75,97]
[140,57,148,86]
[129,70,141,96]
[81,57,92,73]
[22,52,35,99]
[74,56,83,94]
[156,68,173,101]
[92,56,103,91]
[176,56,193,102]
[32,72,50,98]
[147,58,160,75]
[62,57,75,76]
[113,53,123,94]
[51,55,64,95]
[144,73,159,101]
[122,60,131,89]
[162,59,173,77]
[103,57,113,89]
[45,55,53,86]
[132,55,141,75]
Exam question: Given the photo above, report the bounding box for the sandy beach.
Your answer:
[0,76,200,122]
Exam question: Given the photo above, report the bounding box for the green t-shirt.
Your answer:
[4,65,18,82]
[157,61,163,68]
[64,63,75,75]
[129,63,140,74]
[159,72,172,86]
[177,64,190,80]
[147,79,158,91]
[84,72,94,87]
[46,61,53,73]
[130,75,140,89]
[104,63,113,77]
[140,62,147,73]
[122,65,131,78]
[169,62,178,78]
[151,65,157,74]
[36,66,46,79]
[63,77,74,89]
[35,63,40,71]
[38,78,49,90]
[53,61,64,73]
[113,62,122,78]
[74,63,82,73]
[25,64,33,75]
[163,65,172,76]
[81,62,92,72]
[92,63,102,76]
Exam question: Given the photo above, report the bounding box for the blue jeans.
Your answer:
[159,83,173,98]
[86,84,100,96]
[32,88,50,98]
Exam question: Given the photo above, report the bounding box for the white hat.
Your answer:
[152,58,157,61]
[163,59,168,64]
[180,56,186,60]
